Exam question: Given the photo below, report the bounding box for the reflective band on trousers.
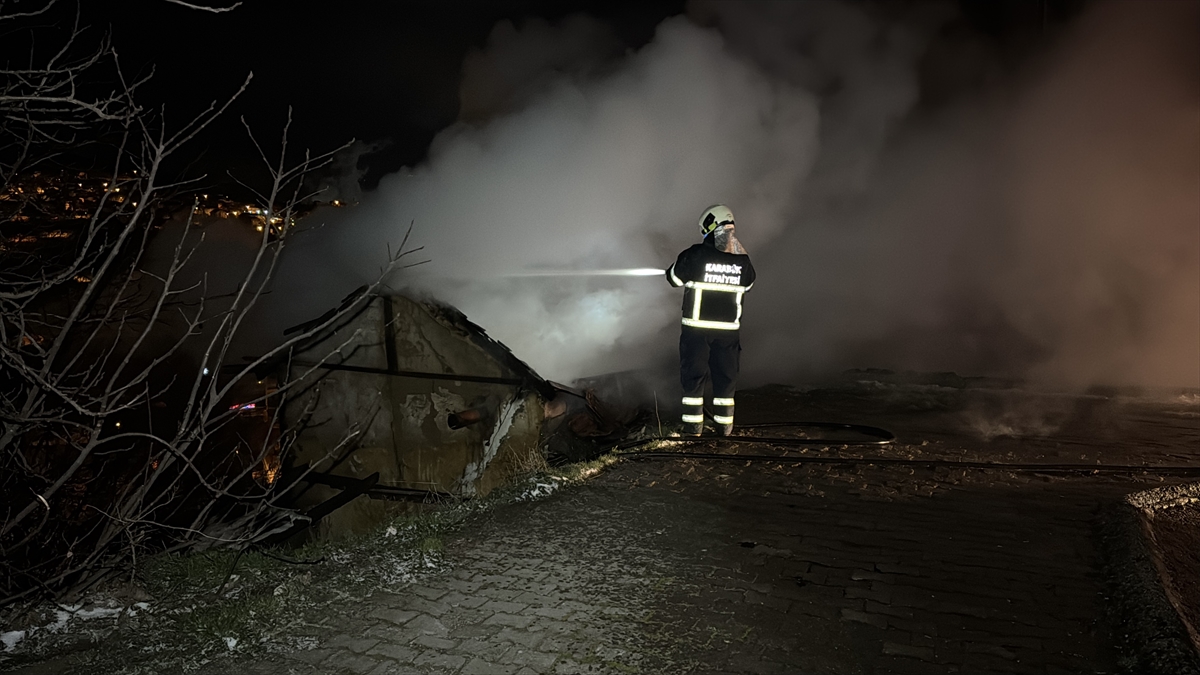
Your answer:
[713,415,734,425]
[712,397,735,406]
[681,317,740,330]
[681,397,704,406]
[681,414,705,423]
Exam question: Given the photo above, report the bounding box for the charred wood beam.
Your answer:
[300,471,379,523]
[366,485,458,502]
[315,362,527,387]
[256,471,380,546]
[303,470,455,501]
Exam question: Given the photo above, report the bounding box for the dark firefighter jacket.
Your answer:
[666,238,756,330]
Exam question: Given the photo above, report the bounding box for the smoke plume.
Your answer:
[269,0,1199,389]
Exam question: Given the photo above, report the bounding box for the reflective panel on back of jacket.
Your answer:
[666,237,756,330]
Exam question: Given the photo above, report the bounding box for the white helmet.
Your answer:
[699,204,735,236]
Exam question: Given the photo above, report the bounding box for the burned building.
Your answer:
[279,293,560,538]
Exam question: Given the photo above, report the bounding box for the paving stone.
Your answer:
[502,567,545,579]
[476,574,516,585]
[840,608,888,629]
[368,608,419,626]
[786,599,842,621]
[453,594,490,609]
[531,606,573,620]
[402,597,453,617]
[454,638,514,661]
[502,650,559,670]
[536,635,571,654]
[449,569,478,582]
[882,641,936,660]
[413,652,467,671]
[965,643,1018,660]
[908,632,938,648]
[366,660,404,675]
[484,612,536,629]
[932,601,993,619]
[462,657,518,675]
[449,624,495,640]
[407,614,449,636]
[439,591,470,607]
[333,653,384,674]
[843,585,892,604]
[325,635,381,654]
[883,615,940,638]
[445,607,492,625]
[495,627,545,650]
[511,591,561,606]
[413,634,458,651]
[959,651,1030,673]
[552,658,584,674]
[876,655,943,675]
[861,599,913,619]
[874,563,922,576]
[412,586,449,601]
[366,643,421,662]
[479,600,529,614]
[556,600,595,613]
[480,588,523,602]
[849,569,889,582]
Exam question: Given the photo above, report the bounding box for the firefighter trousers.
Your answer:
[679,326,740,427]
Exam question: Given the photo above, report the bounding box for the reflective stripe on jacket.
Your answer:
[665,239,756,330]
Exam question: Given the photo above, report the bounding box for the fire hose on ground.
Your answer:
[612,422,1200,477]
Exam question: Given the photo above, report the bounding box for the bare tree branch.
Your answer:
[160,0,242,13]
[1,1,415,605]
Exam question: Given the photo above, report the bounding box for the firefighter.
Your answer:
[665,204,756,436]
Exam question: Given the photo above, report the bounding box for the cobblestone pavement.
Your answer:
[13,385,1197,674]
[202,466,1180,674]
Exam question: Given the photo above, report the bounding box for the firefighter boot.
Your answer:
[669,421,703,437]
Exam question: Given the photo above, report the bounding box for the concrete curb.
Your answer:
[1097,483,1200,675]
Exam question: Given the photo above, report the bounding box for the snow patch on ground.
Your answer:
[1,630,26,652]
[1,602,149,653]
[518,478,561,502]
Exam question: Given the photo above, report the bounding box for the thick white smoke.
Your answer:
[271,0,1199,389]
[282,14,820,381]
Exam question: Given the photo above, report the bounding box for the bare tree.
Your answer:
[0,2,417,606]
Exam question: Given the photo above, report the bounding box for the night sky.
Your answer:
[70,1,688,189]
[16,0,1083,192]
